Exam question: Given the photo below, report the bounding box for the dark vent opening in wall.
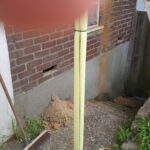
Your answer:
[43,64,57,73]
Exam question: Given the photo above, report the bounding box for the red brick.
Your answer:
[50,45,63,53]
[57,37,69,44]
[8,44,15,52]
[51,31,64,40]
[63,41,73,49]
[24,45,41,54]
[13,78,28,89]
[60,60,71,67]
[43,53,58,63]
[22,81,37,91]
[16,55,33,64]
[37,62,51,72]
[18,69,35,79]
[42,40,56,49]
[7,33,22,42]
[35,49,49,58]
[9,50,23,59]
[51,59,60,66]
[15,39,33,49]
[27,59,42,69]
[69,47,74,52]
[12,75,17,82]
[23,30,40,39]
[38,74,52,84]
[29,72,43,82]
[64,53,73,60]
[58,49,69,56]
[34,35,49,44]
[11,65,26,74]
[10,60,16,68]
[64,29,74,36]
[6,0,136,95]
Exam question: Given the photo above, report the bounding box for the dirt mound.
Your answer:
[42,96,73,130]
[113,96,144,108]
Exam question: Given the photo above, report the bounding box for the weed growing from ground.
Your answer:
[12,120,23,141]
[117,126,131,143]
[12,117,43,141]
[0,145,3,150]
[25,117,43,140]
[136,117,150,150]
[114,122,132,150]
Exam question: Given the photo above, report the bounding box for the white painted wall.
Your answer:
[136,0,146,11]
[0,23,14,143]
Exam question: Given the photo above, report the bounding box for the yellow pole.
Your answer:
[74,12,88,150]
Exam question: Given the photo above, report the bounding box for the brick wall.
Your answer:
[5,0,136,95]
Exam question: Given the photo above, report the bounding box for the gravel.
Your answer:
[4,101,137,150]
[39,101,136,150]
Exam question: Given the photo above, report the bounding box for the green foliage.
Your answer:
[12,117,43,141]
[12,120,23,141]
[117,126,131,144]
[0,145,3,150]
[113,143,121,150]
[114,124,132,150]
[25,117,43,140]
[136,118,150,150]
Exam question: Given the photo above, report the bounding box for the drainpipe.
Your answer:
[74,13,88,150]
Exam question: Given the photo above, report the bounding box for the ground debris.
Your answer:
[42,95,73,130]
[113,96,144,108]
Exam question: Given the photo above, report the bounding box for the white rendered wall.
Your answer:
[136,0,146,11]
[0,23,14,143]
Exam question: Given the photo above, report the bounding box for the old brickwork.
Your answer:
[5,0,136,95]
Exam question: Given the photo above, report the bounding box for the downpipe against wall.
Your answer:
[74,13,88,150]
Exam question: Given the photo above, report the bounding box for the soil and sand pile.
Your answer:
[42,96,144,131]
[42,96,73,130]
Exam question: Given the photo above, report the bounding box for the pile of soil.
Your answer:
[42,96,73,130]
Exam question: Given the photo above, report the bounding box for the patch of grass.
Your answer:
[0,145,3,150]
[117,126,131,144]
[12,117,43,141]
[25,117,43,140]
[114,123,132,150]
[136,118,150,150]
[12,120,23,141]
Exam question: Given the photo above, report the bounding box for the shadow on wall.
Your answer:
[99,42,130,98]
[126,12,150,98]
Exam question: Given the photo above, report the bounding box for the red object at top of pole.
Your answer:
[0,0,92,27]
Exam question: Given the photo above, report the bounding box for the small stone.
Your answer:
[90,136,95,142]
[121,141,138,150]
[136,98,150,119]
[131,98,150,132]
